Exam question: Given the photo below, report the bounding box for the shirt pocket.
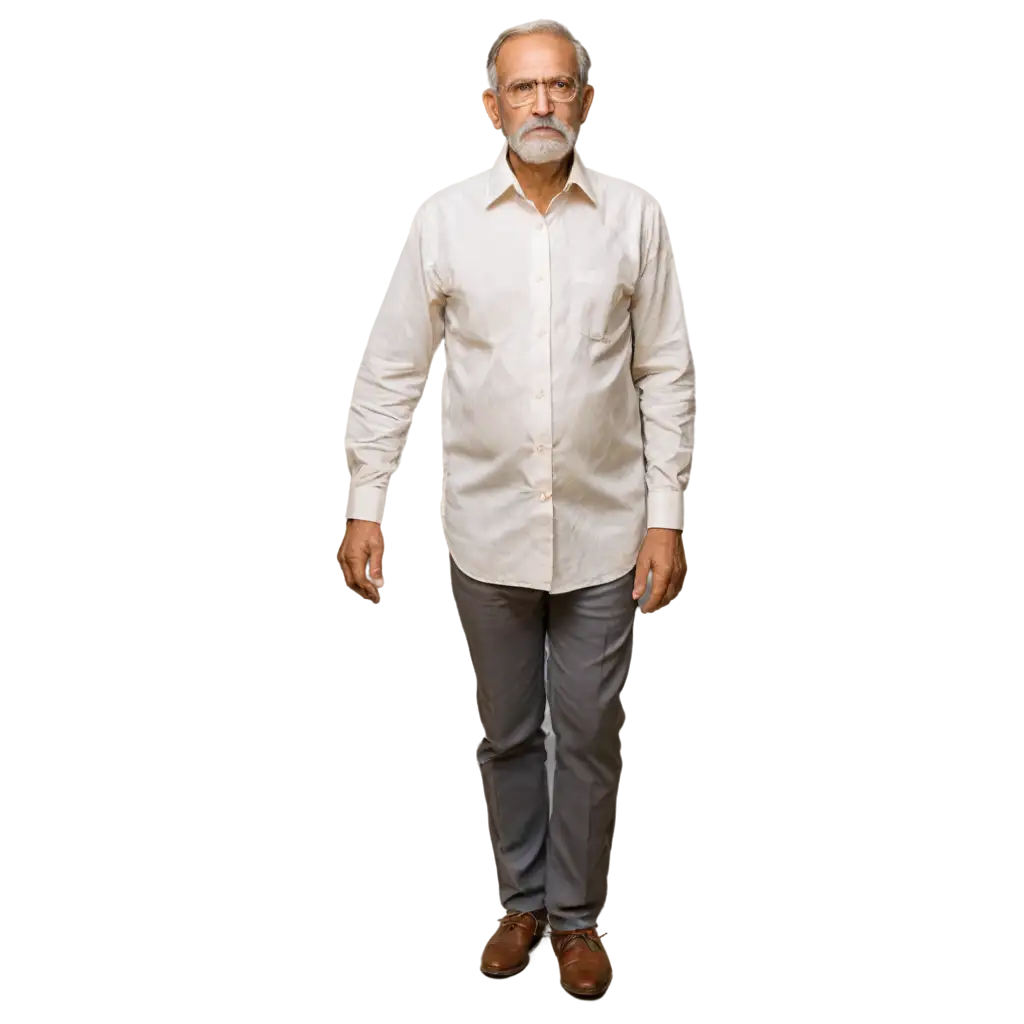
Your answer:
[573,268,618,339]
[571,265,631,343]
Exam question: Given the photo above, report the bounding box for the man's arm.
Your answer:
[340,202,446,601]
[629,199,695,612]
[630,198,695,530]
[344,193,444,598]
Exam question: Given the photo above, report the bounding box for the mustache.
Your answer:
[517,116,570,140]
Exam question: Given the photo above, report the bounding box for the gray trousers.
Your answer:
[449,555,637,931]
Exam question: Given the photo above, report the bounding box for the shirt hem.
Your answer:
[447,545,636,595]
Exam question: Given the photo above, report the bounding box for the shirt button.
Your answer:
[536,444,546,452]
[536,222,544,231]
[540,492,551,501]
[536,390,545,399]
[535,274,544,282]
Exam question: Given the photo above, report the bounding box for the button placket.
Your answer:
[532,215,554,586]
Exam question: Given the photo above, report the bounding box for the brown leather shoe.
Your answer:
[480,908,548,978]
[550,927,613,998]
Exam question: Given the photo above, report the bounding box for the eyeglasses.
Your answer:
[501,77,578,108]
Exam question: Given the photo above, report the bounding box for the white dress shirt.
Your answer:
[345,144,695,593]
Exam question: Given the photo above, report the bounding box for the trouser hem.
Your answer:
[504,900,548,915]
[548,915,599,931]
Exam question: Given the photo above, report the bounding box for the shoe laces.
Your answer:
[496,909,543,933]
[551,927,607,952]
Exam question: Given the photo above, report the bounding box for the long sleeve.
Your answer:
[344,202,446,523]
[629,200,696,531]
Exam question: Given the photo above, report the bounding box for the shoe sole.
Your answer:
[479,962,528,978]
[561,976,612,1000]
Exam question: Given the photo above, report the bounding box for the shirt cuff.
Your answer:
[646,489,685,531]
[346,485,387,524]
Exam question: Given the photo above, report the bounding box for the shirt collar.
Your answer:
[484,143,596,208]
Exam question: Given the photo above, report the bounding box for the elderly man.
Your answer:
[338,19,695,1000]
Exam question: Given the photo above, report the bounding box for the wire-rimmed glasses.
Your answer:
[501,77,579,108]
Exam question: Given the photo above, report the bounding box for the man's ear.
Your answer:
[579,85,595,125]
[482,90,503,130]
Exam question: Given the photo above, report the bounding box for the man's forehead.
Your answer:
[496,33,578,80]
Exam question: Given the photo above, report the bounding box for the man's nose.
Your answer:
[532,85,554,116]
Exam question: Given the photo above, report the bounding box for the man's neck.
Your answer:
[508,148,573,213]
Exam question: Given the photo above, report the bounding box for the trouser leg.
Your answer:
[449,556,549,913]
[545,569,637,931]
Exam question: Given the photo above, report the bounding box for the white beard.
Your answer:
[507,118,578,165]
[513,135,573,164]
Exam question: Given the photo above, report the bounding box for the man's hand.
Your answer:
[632,528,687,614]
[338,518,385,604]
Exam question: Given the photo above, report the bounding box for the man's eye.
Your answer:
[552,80,570,90]
[513,82,532,92]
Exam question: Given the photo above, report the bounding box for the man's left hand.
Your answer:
[632,528,687,614]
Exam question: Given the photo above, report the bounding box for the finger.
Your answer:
[362,536,385,598]
[344,551,379,602]
[632,556,651,599]
[342,569,366,598]
[343,561,370,599]
[367,541,385,588]
[664,574,683,607]
[642,567,672,613]
[669,562,685,594]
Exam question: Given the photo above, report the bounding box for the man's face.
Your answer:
[484,33,595,165]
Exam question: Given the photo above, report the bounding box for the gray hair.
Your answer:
[486,19,591,93]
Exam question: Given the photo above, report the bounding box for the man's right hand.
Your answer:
[338,519,385,604]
